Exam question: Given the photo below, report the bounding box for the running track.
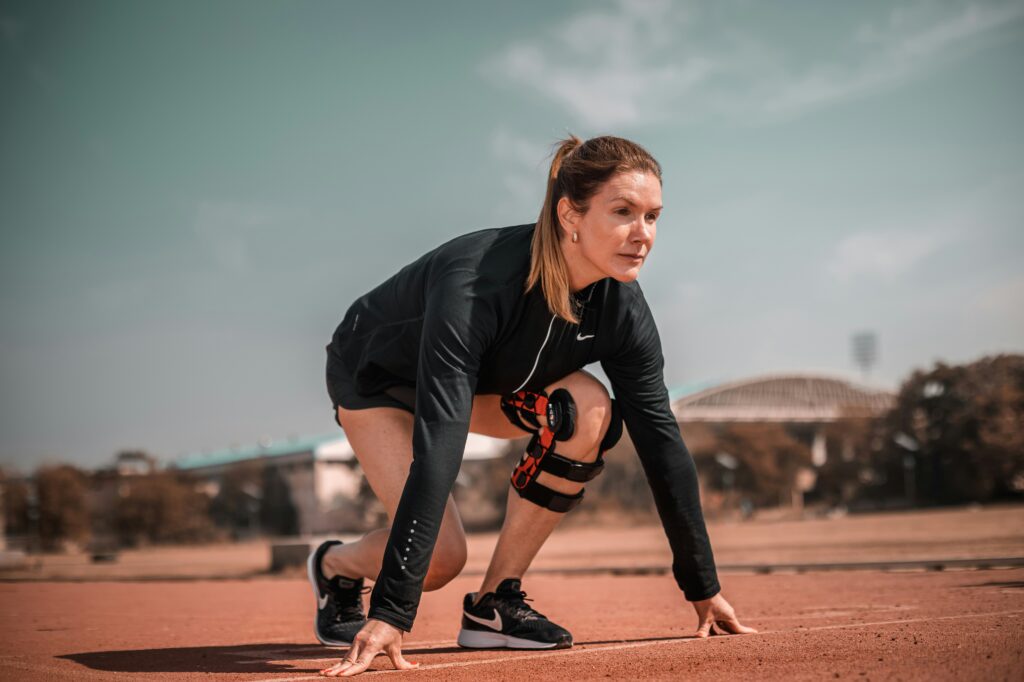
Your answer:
[2,568,1022,680]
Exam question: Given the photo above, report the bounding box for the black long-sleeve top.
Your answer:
[327,223,719,631]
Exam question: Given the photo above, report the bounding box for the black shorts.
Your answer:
[325,348,415,426]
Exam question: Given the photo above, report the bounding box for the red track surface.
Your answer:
[2,568,1022,680]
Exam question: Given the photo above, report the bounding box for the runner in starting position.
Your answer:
[310,135,755,677]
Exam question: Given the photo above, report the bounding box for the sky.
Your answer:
[1,0,1022,471]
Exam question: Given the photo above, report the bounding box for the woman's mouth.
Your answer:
[619,253,645,264]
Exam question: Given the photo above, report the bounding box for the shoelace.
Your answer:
[331,585,371,622]
[494,588,547,621]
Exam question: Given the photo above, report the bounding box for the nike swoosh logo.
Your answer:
[576,333,595,341]
[464,609,503,631]
[318,592,329,610]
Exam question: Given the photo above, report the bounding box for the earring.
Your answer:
[572,232,578,243]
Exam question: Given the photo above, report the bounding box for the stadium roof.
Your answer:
[174,433,340,471]
[671,373,895,423]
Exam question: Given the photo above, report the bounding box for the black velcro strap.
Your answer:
[546,388,577,441]
[539,451,604,482]
[599,399,623,452]
[514,477,584,513]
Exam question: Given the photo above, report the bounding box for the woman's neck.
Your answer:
[560,239,604,293]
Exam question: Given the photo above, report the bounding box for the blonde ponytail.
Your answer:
[526,136,583,324]
[525,134,662,325]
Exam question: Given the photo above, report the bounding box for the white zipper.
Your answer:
[513,314,557,393]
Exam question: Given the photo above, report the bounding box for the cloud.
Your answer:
[760,0,1024,120]
[825,226,962,282]
[481,0,711,128]
[857,0,1024,55]
[826,170,1022,286]
[481,0,1024,128]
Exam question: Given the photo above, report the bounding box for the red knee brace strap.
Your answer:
[512,434,604,512]
[501,390,622,513]
[500,388,576,440]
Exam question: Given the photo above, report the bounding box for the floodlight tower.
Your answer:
[851,331,878,381]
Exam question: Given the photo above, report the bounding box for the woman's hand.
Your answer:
[691,593,757,638]
[320,619,418,677]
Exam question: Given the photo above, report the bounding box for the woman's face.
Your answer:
[559,170,662,288]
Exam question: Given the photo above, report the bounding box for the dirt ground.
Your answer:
[7,504,1024,581]
[1,505,1023,680]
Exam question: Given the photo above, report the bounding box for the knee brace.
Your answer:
[500,389,623,513]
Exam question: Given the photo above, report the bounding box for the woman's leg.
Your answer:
[320,405,468,591]
[468,371,613,598]
[320,368,611,594]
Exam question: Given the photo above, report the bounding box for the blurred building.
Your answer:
[89,451,160,550]
[174,432,510,536]
[670,373,896,510]
[672,373,894,459]
[0,482,5,551]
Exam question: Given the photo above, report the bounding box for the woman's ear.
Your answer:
[556,196,579,238]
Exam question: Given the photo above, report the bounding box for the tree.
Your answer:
[209,461,263,537]
[716,423,811,507]
[813,415,883,507]
[1,471,31,537]
[882,354,1024,505]
[35,465,91,550]
[259,466,298,536]
[113,471,215,545]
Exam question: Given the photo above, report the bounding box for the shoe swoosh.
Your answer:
[576,333,595,341]
[318,593,329,610]
[464,609,502,631]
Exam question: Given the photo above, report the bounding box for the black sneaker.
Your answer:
[307,540,367,646]
[457,578,572,649]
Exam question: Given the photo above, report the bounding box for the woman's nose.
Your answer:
[631,219,653,244]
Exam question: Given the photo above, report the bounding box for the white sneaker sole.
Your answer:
[457,627,565,649]
[307,546,351,648]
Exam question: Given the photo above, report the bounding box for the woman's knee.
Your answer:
[421,499,467,591]
[547,371,612,456]
[422,532,467,591]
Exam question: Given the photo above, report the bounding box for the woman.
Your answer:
[311,135,755,677]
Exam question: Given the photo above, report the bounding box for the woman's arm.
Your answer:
[600,286,720,602]
[367,267,497,631]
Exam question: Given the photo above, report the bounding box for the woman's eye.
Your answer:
[646,212,658,222]
[616,208,630,216]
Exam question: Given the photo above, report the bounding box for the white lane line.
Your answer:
[747,605,917,622]
[387,639,457,649]
[234,641,459,664]
[232,640,456,659]
[247,609,1024,681]
[792,609,1023,632]
[245,639,691,682]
